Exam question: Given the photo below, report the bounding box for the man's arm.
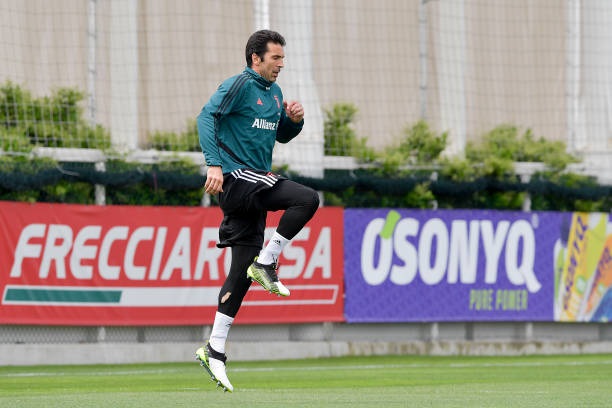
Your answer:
[197,91,225,168]
[197,77,243,194]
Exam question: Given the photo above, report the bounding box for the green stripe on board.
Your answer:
[4,288,122,303]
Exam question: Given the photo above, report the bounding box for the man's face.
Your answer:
[252,42,285,82]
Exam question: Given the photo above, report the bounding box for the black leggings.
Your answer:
[255,179,320,240]
[217,245,258,318]
[217,179,319,317]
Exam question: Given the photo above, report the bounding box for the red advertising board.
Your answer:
[0,202,344,325]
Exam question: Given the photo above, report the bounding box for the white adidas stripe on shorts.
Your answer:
[230,169,279,187]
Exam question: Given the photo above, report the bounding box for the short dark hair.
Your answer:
[245,30,285,67]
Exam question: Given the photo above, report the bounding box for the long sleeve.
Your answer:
[197,89,224,167]
[276,108,304,144]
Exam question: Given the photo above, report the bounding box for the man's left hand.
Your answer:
[284,100,304,123]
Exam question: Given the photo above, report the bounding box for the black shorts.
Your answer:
[216,169,285,248]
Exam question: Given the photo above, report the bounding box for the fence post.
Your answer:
[521,173,532,213]
[95,161,106,206]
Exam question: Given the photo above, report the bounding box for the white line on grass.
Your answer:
[2,359,612,378]
[230,359,612,373]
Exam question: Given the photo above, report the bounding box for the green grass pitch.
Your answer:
[1,353,611,407]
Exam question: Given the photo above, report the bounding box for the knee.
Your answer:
[308,189,320,212]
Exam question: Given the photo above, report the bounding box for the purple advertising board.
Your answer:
[344,209,566,322]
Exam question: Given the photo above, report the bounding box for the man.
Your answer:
[195,30,320,392]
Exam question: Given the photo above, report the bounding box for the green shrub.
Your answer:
[0,86,608,210]
[398,120,448,165]
[148,119,200,152]
[0,81,33,127]
[466,125,579,172]
[39,180,96,204]
[0,81,111,150]
[321,117,608,211]
[323,103,376,161]
[0,127,32,152]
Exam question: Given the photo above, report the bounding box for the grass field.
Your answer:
[1,353,611,407]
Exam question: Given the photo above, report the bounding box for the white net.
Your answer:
[2,0,612,345]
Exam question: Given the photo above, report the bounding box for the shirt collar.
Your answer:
[244,67,273,88]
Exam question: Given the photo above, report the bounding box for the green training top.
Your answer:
[197,67,304,174]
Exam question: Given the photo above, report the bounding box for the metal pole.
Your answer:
[254,0,270,30]
[87,0,97,126]
[566,0,581,152]
[437,0,467,156]
[419,0,429,121]
[110,0,139,151]
[271,0,325,178]
[89,0,106,206]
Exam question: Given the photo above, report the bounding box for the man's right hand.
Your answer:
[204,166,224,195]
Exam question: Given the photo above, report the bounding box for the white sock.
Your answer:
[258,232,289,265]
[209,311,234,354]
